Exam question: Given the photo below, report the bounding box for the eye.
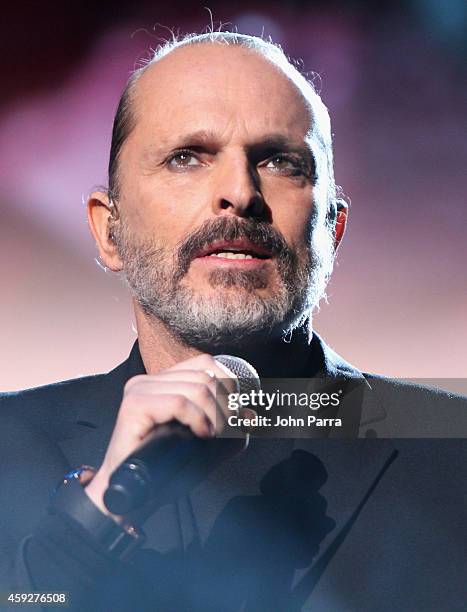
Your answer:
[263,154,304,176]
[167,149,201,169]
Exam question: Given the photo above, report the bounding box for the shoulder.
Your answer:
[314,333,466,408]
[0,342,139,412]
[0,340,142,417]
[359,373,467,438]
[0,373,109,432]
[363,373,467,406]
[0,345,140,439]
[0,372,108,407]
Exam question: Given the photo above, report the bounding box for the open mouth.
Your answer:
[194,240,273,261]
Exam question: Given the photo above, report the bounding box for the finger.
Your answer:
[124,384,218,433]
[125,375,232,431]
[169,354,239,395]
[238,408,258,434]
[125,370,225,396]
[122,393,214,439]
[102,394,214,477]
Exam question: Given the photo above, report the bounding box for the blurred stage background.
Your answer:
[1,0,466,391]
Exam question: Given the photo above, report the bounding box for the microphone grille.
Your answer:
[214,355,261,395]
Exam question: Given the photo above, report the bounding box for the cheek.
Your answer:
[264,184,315,247]
[118,143,207,233]
[120,178,209,245]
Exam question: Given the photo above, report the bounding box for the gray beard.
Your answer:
[111,218,335,349]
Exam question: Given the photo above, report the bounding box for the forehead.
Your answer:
[131,44,315,150]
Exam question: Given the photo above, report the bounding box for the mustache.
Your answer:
[176,217,296,274]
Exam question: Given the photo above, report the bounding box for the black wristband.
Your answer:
[50,470,145,560]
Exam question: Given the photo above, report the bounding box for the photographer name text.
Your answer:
[228,413,342,428]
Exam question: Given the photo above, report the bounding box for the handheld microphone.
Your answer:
[103,355,260,517]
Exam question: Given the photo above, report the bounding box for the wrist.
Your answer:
[51,466,145,560]
[84,470,125,524]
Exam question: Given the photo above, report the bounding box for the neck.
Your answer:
[134,303,315,379]
[202,327,315,379]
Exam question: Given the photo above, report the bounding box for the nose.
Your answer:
[211,153,265,218]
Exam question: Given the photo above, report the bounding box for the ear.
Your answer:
[87,191,123,271]
[333,199,348,251]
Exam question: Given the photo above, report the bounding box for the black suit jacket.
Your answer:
[1,334,466,611]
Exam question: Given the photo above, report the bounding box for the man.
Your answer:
[1,32,466,611]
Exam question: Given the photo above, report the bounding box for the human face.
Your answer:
[111,44,334,347]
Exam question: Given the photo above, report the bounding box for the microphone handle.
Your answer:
[104,422,241,519]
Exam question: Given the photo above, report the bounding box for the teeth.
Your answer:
[208,252,254,259]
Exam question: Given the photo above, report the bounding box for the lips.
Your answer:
[194,239,273,260]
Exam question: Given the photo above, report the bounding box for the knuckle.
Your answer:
[197,354,217,369]
[121,392,143,412]
[193,409,209,429]
[194,382,212,402]
[198,413,210,430]
[127,419,146,438]
[172,394,189,416]
[199,371,215,385]
[119,396,133,416]
[123,375,145,394]
[119,393,157,422]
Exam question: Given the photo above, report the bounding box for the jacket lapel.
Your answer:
[58,341,146,469]
[311,332,388,436]
[287,334,397,608]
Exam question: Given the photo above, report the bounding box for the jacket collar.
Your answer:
[310,332,387,432]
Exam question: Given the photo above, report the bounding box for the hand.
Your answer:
[85,354,238,520]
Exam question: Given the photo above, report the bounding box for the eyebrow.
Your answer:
[169,129,314,155]
[247,134,317,169]
[143,129,317,173]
